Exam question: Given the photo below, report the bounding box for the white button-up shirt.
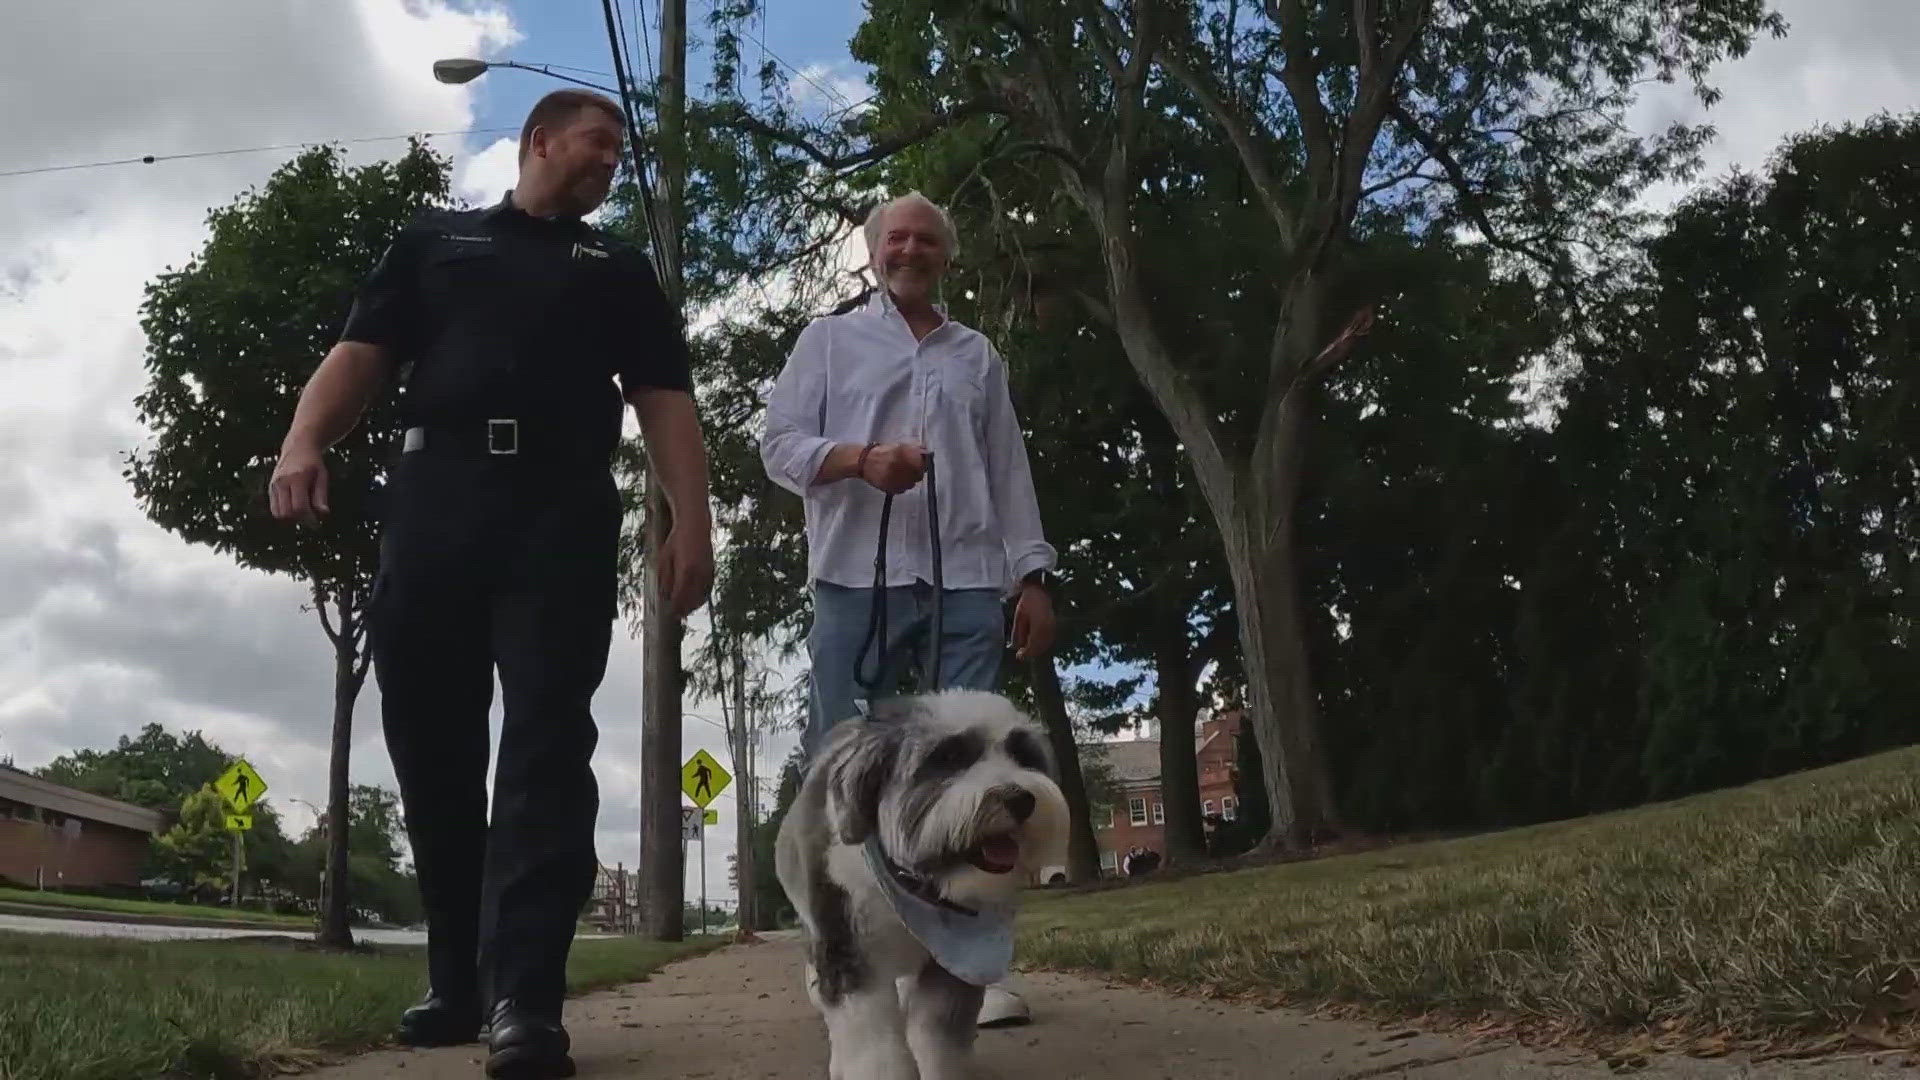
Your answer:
[759,291,1056,596]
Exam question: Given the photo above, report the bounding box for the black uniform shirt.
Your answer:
[339,189,691,453]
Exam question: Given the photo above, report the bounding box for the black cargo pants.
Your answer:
[367,432,621,1016]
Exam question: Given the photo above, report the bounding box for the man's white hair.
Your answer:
[863,190,960,270]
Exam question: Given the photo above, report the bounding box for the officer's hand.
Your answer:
[660,524,714,619]
[860,443,926,495]
[269,443,330,524]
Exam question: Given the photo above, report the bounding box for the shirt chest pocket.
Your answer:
[421,240,503,308]
[935,359,988,424]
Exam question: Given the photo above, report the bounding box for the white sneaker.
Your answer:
[976,984,1031,1027]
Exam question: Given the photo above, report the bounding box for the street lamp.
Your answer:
[286,797,330,925]
[432,57,619,95]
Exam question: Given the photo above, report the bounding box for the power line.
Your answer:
[743,15,854,112]
[0,126,519,180]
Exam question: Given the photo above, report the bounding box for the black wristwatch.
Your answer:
[1021,570,1052,592]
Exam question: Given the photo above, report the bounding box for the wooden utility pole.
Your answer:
[638,0,689,942]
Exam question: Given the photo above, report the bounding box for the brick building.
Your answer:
[1088,711,1243,874]
[0,765,166,890]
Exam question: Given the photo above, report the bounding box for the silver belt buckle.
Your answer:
[487,418,518,455]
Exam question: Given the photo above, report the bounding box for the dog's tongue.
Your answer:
[976,834,1019,874]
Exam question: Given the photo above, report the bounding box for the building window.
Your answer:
[1100,850,1118,872]
[1152,801,1165,825]
[1203,799,1216,816]
[1222,796,1237,821]
[1128,797,1148,826]
[1094,806,1112,830]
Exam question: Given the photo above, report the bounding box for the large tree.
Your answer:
[690,0,1784,847]
[35,723,228,822]
[127,140,454,944]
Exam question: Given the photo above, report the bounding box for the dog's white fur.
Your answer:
[776,690,1070,1080]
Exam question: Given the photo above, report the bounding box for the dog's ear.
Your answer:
[824,718,902,845]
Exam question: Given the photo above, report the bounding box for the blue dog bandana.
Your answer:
[861,836,1017,987]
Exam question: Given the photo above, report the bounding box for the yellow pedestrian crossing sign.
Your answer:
[703,809,718,826]
[225,812,252,832]
[215,759,267,814]
[680,749,730,809]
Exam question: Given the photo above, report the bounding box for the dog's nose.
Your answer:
[1007,790,1036,822]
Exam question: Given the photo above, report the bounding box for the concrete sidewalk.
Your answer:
[300,934,1914,1078]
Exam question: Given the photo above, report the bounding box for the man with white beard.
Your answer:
[759,189,1058,1027]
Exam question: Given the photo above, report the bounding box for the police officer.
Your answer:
[269,89,712,1079]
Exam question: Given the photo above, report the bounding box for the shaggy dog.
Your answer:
[776,690,1070,1079]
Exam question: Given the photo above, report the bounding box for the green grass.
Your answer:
[0,931,721,1080]
[0,888,311,927]
[1017,745,1920,1052]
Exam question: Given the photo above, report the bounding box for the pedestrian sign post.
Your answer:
[215,759,267,814]
[680,749,730,809]
[214,759,266,909]
[678,802,725,937]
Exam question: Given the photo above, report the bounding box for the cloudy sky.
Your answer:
[1,0,1914,908]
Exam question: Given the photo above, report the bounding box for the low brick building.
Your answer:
[0,765,166,890]
[1088,711,1243,874]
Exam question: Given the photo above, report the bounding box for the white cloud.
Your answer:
[456,136,521,205]
[787,61,871,115]
[1629,0,1920,206]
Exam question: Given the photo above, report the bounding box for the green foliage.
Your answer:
[126,139,453,606]
[278,783,418,923]
[34,724,229,823]
[746,750,805,930]
[150,787,236,899]
[637,3,1909,850]
[680,0,1788,843]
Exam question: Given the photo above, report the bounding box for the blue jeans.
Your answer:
[803,581,1007,758]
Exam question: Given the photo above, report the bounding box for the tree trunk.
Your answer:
[1151,641,1206,863]
[318,603,363,949]
[1224,394,1341,849]
[1027,654,1101,883]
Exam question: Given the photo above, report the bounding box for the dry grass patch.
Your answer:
[1017,746,1920,1057]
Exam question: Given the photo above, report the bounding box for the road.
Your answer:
[0,910,431,944]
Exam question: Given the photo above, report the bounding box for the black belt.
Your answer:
[400,418,611,462]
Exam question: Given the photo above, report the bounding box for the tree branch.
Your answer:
[1354,0,1380,81]
[1074,0,1127,82]
[1358,164,1446,198]
[1337,0,1432,226]
[1153,30,1299,250]
[314,584,341,645]
[709,100,999,173]
[1270,0,1336,190]
[1386,101,1562,277]
[1300,305,1376,386]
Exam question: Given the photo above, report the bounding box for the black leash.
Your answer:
[853,450,942,700]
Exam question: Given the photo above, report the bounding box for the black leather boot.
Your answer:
[485,998,575,1079]
[396,991,484,1047]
